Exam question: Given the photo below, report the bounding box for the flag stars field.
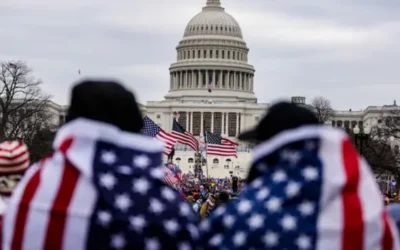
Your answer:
[101,150,117,165]
[161,186,176,201]
[97,210,112,226]
[130,215,147,232]
[115,193,132,211]
[133,177,151,195]
[281,215,297,231]
[99,172,117,190]
[111,234,126,249]
[134,154,150,169]
[263,231,279,247]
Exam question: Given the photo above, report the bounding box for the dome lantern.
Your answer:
[205,0,222,8]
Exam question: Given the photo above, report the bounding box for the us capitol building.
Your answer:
[48,0,397,178]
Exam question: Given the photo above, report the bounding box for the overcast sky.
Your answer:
[0,0,399,110]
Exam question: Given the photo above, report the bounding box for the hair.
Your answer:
[218,191,230,203]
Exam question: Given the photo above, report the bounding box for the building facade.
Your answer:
[47,0,397,178]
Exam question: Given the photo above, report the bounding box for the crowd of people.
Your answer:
[0,79,399,249]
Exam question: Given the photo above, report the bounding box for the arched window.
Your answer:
[175,157,181,162]
[216,50,219,59]
[227,51,230,59]
[222,50,225,59]
[188,158,194,163]
[226,159,231,163]
[213,158,219,164]
[210,50,213,58]
[203,50,207,58]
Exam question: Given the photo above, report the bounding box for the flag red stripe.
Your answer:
[341,139,363,250]
[207,143,237,157]
[156,130,176,155]
[172,131,198,151]
[11,160,46,250]
[43,159,80,249]
[381,210,394,250]
[221,138,238,146]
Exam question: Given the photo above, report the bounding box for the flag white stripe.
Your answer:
[62,140,98,250]
[2,163,40,250]
[316,131,346,250]
[22,153,65,250]
[62,175,97,250]
[359,158,385,250]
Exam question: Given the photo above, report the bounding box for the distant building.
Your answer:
[45,0,398,178]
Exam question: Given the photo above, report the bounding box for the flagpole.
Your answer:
[205,132,209,179]
[203,118,209,179]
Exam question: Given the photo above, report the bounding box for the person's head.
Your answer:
[218,191,230,204]
[186,196,194,203]
[238,101,319,144]
[66,79,143,133]
[0,141,30,196]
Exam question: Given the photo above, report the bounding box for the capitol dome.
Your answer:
[165,0,256,103]
[184,0,243,39]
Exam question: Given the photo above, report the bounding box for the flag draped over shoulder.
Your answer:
[205,132,237,157]
[2,118,200,250]
[171,120,199,152]
[141,116,177,155]
[199,126,400,250]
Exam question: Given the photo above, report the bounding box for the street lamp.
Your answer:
[353,125,371,154]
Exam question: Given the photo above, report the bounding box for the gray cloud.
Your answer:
[0,0,399,110]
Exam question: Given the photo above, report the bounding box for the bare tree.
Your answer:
[0,61,52,142]
[355,105,400,188]
[311,96,335,123]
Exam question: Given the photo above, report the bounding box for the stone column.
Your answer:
[206,70,209,88]
[199,70,203,88]
[186,70,189,88]
[245,74,248,91]
[233,72,237,89]
[178,72,182,88]
[236,112,239,135]
[221,112,225,136]
[225,71,229,89]
[212,70,216,88]
[219,70,223,88]
[226,113,229,135]
[190,111,194,132]
[191,71,195,89]
[200,112,204,136]
[186,111,189,130]
[250,75,254,91]
[211,112,214,133]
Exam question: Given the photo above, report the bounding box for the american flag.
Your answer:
[164,164,180,186]
[172,119,199,152]
[2,119,200,250]
[142,116,177,155]
[199,126,400,250]
[205,132,237,157]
